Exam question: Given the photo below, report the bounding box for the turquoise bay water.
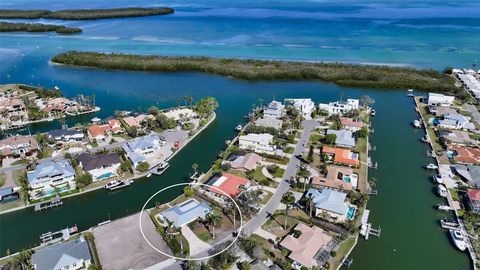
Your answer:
[0,0,477,269]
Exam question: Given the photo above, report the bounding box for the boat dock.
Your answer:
[40,225,78,245]
[106,179,133,191]
[150,162,170,176]
[34,196,63,212]
[367,157,378,169]
[360,209,382,240]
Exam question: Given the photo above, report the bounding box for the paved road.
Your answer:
[242,119,319,234]
[465,104,480,125]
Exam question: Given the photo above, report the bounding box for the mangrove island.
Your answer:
[51,51,462,95]
[0,7,174,20]
[0,21,81,34]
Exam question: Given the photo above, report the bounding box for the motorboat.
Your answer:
[90,117,101,123]
[413,120,421,128]
[427,150,437,158]
[437,204,451,211]
[105,180,121,190]
[370,109,376,117]
[433,174,444,184]
[425,163,438,170]
[157,161,169,170]
[146,173,152,178]
[421,135,429,143]
[235,124,243,131]
[407,88,414,92]
[440,218,459,229]
[105,179,133,191]
[438,185,448,197]
[449,229,467,251]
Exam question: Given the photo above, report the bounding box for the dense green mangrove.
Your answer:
[51,51,461,94]
[0,21,81,34]
[0,7,174,20]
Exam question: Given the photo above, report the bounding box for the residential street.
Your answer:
[465,104,480,125]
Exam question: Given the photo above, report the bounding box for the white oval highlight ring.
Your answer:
[138,182,243,261]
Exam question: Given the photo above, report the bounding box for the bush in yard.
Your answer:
[324,133,336,145]
[267,164,280,174]
[359,126,368,138]
[75,173,92,188]
[136,161,150,172]
[183,186,195,197]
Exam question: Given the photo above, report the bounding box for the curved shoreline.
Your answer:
[50,51,461,94]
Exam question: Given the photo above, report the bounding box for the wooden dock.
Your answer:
[360,209,382,240]
[34,196,63,212]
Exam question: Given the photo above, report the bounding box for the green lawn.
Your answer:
[264,156,289,165]
[270,168,285,178]
[328,237,356,270]
[261,190,273,205]
[0,173,5,187]
[12,169,26,185]
[11,159,28,166]
[283,146,294,154]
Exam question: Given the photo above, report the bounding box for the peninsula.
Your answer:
[51,51,461,94]
[0,21,81,34]
[0,7,174,20]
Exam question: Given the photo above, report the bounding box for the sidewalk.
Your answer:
[181,226,211,256]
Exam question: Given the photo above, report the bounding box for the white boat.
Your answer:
[54,86,60,90]
[90,117,101,123]
[433,174,444,184]
[440,218,459,229]
[157,161,169,170]
[425,163,438,170]
[235,124,243,131]
[421,135,429,143]
[437,204,451,211]
[146,173,152,178]
[449,229,467,251]
[105,179,133,191]
[407,88,414,92]
[413,120,421,128]
[370,109,376,116]
[104,180,120,190]
[427,150,436,158]
[438,185,447,197]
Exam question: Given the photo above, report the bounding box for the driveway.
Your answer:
[181,225,211,256]
[465,104,480,125]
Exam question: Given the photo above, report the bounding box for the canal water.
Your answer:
[0,0,477,269]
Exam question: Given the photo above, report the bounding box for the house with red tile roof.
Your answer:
[448,145,480,165]
[467,189,480,214]
[279,223,333,269]
[87,124,111,142]
[322,146,359,167]
[340,117,364,132]
[311,166,357,190]
[207,173,251,198]
[108,119,123,134]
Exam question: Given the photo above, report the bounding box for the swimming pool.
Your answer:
[343,177,351,183]
[97,172,115,180]
[347,206,356,220]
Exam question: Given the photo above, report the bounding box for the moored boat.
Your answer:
[438,185,447,197]
[437,204,451,211]
[449,229,467,251]
[370,109,376,116]
[413,120,421,128]
[235,124,243,131]
[433,174,444,184]
[427,150,436,157]
[425,163,438,170]
[105,179,133,191]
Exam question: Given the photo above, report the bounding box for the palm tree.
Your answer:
[258,98,264,109]
[281,192,295,229]
[177,98,182,108]
[306,193,314,217]
[188,96,194,108]
[183,96,189,107]
[191,163,198,177]
[225,204,236,226]
[208,210,222,239]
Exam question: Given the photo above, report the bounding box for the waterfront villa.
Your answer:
[0,187,19,204]
[311,166,358,190]
[225,152,262,171]
[159,198,212,227]
[454,165,480,188]
[284,98,315,119]
[31,236,92,270]
[48,129,85,143]
[77,152,122,181]
[322,146,360,167]
[305,188,350,221]
[27,159,75,199]
[439,130,476,146]
[467,189,480,214]
[207,173,251,198]
[437,113,475,131]
[87,124,111,142]
[123,134,165,167]
[340,117,364,132]
[318,99,359,115]
[263,100,285,118]
[427,93,455,107]
[254,116,283,130]
[108,119,123,134]
[122,114,153,129]
[428,105,457,116]
[238,133,277,155]
[447,145,480,165]
[279,223,333,269]
[326,129,356,148]
[0,135,39,161]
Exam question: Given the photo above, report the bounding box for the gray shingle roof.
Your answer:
[32,237,91,270]
[27,159,75,185]
[161,199,211,227]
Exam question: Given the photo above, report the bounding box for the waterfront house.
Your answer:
[467,189,480,214]
[318,99,359,115]
[108,119,124,134]
[27,159,75,199]
[48,129,85,143]
[305,188,349,221]
[77,152,122,181]
[437,113,475,131]
[279,223,333,269]
[326,129,356,148]
[0,135,39,161]
[284,98,315,119]
[123,134,165,167]
[32,236,92,270]
[226,152,262,171]
[340,117,364,132]
[322,146,359,167]
[427,93,455,107]
[239,133,277,155]
[122,114,153,129]
[311,166,357,190]
[439,130,476,146]
[447,145,480,165]
[159,198,212,227]
[87,124,111,142]
[255,116,283,130]
[428,105,457,116]
[0,187,19,204]
[263,100,285,119]
[453,165,480,188]
[207,173,251,198]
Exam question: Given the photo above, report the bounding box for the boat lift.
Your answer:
[34,196,63,212]
[367,157,378,169]
[360,210,382,240]
[368,143,376,152]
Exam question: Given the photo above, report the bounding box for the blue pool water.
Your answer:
[347,206,357,220]
[97,172,115,180]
